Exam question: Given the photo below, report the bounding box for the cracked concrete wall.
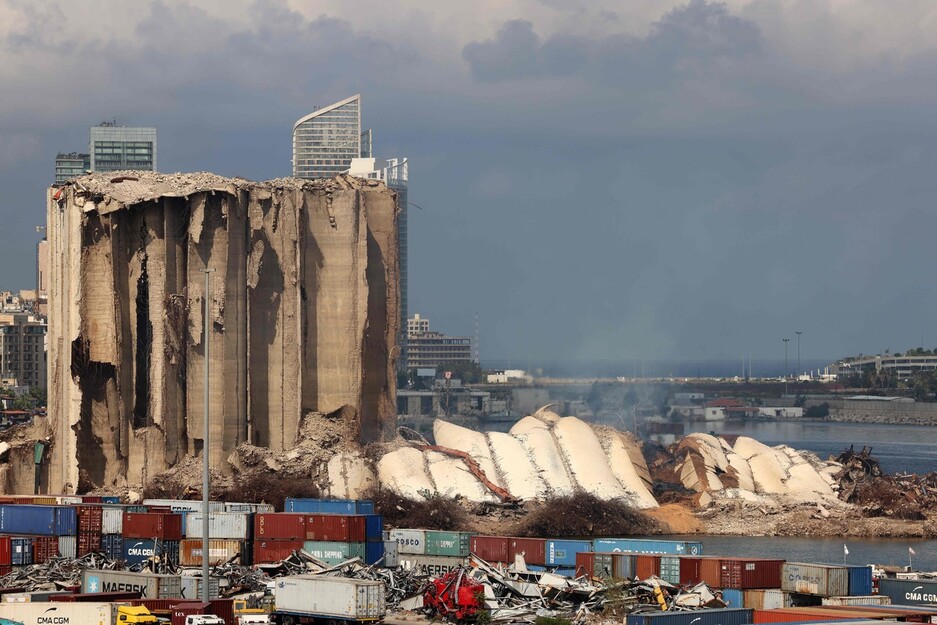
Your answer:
[47,173,398,493]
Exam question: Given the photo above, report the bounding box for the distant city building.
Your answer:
[406,313,474,371]
[0,313,47,390]
[36,239,48,316]
[90,122,157,172]
[54,152,90,185]
[348,156,409,369]
[831,353,937,380]
[292,94,372,179]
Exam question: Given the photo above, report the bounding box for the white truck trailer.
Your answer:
[272,576,384,624]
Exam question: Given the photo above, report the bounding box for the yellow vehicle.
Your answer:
[118,605,160,624]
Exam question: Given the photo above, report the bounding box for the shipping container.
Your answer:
[744,589,790,610]
[781,564,850,597]
[364,515,383,542]
[77,531,101,556]
[11,538,32,565]
[820,597,892,607]
[546,539,591,567]
[179,577,222,601]
[0,601,126,625]
[123,512,183,541]
[274,575,384,621]
[172,601,211,625]
[878,578,937,607]
[389,529,425,555]
[102,534,123,560]
[844,566,873,597]
[57,536,76,559]
[424,531,473,557]
[223,503,275,514]
[613,553,636,580]
[576,553,615,579]
[185,513,252,540]
[660,555,680,585]
[0,505,77,536]
[122,539,181,566]
[723,588,744,608]
[130,599,202,615]
[208,598,236,625]
[283,499,375,515]
[626,608,753,625]
[635,555,661,580]
[2,592,73,603]
[302,514,366,542]
[33,537,58,563]
[0,537,9,567]
[82,570,184,599]
[143,500,225,513]
[751,607,890,623]
[365,541,384,565]
[594,538,703,555]
[102,507,124,534]
[470,536,510,563]
[75,506,103,533]
[721,559,785,590]
[50,592,142,602]
[180,540,246,567]
[399,555,467,576]
[254,514,305,540]
[510,538,547,566]
[384,541,399,568]
[252,539,303,564]
[101,497,121,504]
[302,541,366,565]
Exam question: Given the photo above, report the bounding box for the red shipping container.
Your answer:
[0,536,11,566]
[576,552,595,578]
[252,539,303,564]
[509,538,546,566]
[752,608,874,623]
[635,555,661,580]
[303,514,366,542]
[81,496,104,504]
[132,599,201,616]
[254,513,305,539]
[680,556,723,586]
[76,505,103,533]
[0,567,10,578]
[470,535,510,563]
[77,532,101,556]
[208,598,236,625]
[720,559,784,589]
[172,602,211,625]
[122,512,183,540]
[34,536,58,563]
[52,591,142,602]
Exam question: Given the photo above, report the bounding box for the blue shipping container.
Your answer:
[365,515,384,541]
[11,537,33,565]
[546,540,592,566]
[592,538,702,555]
[122,538,180,566]
[284,498,375,515]
[101,496,121,504]
[846,565,873,596]
[102,534,123,561]
[626,608,753,625]
[0,505,77,536]
[722,588,743,608]
[365,541,385,565]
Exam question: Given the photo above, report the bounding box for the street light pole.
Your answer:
[782,338,790,396]
[202,268,214,602]
[796,331,803,379]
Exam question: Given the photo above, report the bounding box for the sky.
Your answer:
[2,0,937,365]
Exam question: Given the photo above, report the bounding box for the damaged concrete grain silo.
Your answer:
[46,172,399,493]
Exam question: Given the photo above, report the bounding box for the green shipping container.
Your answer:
[424,531,474,557]
[303,541,367,565]
[660,556,681,584]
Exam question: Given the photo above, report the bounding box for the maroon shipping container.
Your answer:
[635,555,661,580]
[470,535,510,563]
[123,512,183,540]
[209,598,236,625]
[77,532,102,556]
[303,514,366,542]
[0,536,10,566]
[576,552,595,577]
[81,496,104,504]
[132,599,201,616]
[76,505,103,533]
[254,513,305,539]
[720,559,784,589]
[509,538,546,566]
[52,591,142,602]
[34,536,58,563]
[253,539,303,563]
[680,556,722,586]
[172,602,211,625]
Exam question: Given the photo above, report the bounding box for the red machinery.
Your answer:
[423,569,486,622]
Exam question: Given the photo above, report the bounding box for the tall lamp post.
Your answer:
[796,331,803,379]
[782,338,790,396]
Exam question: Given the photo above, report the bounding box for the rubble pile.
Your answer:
[0,553,115,591]
[834,446,937,520]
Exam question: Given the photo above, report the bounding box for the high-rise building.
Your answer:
[54,152,90,185]
[292,94,372,179]
[89,122,157,173]
[0,313,47,390]
[348,157,409,369]
[405,313,475,372]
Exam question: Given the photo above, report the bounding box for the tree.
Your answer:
[436,361,485,384]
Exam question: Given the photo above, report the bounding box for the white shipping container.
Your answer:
[389,529,426,554]
[398,555,468,577]
[821,596,892,606]
[0,602,124,625]
[781,563,849,597]
[54,496,83,505]
[82,570,183,599]
[383,540,399,567]
[58,536,77,558]
[185,512,252,539]
[144,499,225,513]
[275,576,385,621]
[102,507,124,534]
[224,503,275,513]
[180,576,224,600]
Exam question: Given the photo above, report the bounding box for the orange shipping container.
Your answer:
[180,539,245,566]
[635,555,661,580]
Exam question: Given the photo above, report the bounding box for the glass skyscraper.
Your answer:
[54,152,90,185]
[89,122,157,173]
[292,94,372,179]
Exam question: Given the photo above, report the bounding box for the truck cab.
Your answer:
[118,606,159,624]
[185,616,226,625]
